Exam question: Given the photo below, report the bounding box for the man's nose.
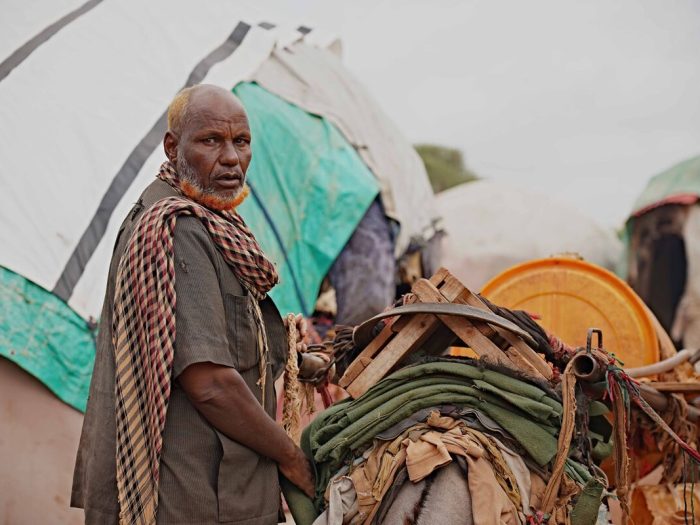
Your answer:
[220,141,240,166]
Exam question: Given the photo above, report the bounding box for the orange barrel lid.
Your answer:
[480,257,659,368]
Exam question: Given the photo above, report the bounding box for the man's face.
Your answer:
[165,89,252,209]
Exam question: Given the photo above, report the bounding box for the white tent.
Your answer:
[438,180,623,290]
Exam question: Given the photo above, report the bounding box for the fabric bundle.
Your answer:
[287,357,611,525]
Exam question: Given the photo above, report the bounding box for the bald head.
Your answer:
[167,84,246,135]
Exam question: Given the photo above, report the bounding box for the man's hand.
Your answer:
[278,447,315,498]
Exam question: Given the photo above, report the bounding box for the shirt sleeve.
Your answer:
[171,216,233,377]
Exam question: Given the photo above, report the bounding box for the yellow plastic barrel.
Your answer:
[480,257,659,368]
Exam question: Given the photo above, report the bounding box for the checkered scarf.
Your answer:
[113,161,278,524]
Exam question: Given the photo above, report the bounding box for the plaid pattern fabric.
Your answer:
[113,162,278,524]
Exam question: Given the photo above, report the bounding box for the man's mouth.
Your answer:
[213,172,243,189]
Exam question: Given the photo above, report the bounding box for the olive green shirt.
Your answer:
[72,179,288,524]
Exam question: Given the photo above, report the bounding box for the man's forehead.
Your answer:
[184,95,249,131]
[188,109,248,126]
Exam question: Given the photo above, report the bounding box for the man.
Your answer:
[72,84,314,524]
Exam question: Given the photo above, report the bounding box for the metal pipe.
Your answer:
[638,383,700,422]
[570,352,605,382]
[626,349,695,378]
[567,350,700,422]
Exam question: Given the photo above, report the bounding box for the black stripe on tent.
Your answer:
[52,21,252,301]
[297,25,312,35]
[258,22,275,30]
[0,0,104,83]
[246,182,308,314]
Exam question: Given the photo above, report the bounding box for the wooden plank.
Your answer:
[429,267,450,287]
[411,279,508,365]
[343,269,552,398]
[504,347,544,377]
[435,274,468,302]
[339,323,395,388]
[648,382,700,393]
[346,312,441,398]
[341,269,453,392]
[440,274,553,380]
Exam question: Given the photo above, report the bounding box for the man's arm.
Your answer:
[178,362,314,497]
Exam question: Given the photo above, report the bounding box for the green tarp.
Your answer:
[0,82,380,410]
[629,155,700,216]
[234,82,380,316]
[0,267,95,411]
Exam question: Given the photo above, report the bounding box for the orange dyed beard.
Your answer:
[180,179,249,212]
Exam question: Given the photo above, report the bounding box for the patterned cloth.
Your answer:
[113,161,278,524]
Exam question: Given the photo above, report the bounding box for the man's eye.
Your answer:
[235,137,250,145]
[202,137,217,144]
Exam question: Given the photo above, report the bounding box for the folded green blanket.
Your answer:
[301,359,568,505]
[294,358,608,519]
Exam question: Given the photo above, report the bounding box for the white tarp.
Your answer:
[438,180,623,290]
[252,42,442,257]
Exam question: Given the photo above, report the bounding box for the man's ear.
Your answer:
[164,131,179,162]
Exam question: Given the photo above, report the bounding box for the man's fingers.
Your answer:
[279,451,315,498]
[298,317,308,338]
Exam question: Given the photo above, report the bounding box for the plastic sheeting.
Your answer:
[327,199,395,325]
[630,155,700,216]
[0,267,94,411]
[252,42,442,256]
[234,82,379,315]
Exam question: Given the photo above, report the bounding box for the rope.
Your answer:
[605,358,700,524]
[607,365,700,463]
[282,314,303,445]
[609,378,631,524]
[541,359,577,514]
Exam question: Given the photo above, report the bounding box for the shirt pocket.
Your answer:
[223,293,260,372]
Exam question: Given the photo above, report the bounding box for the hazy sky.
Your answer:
[265,0,700,227]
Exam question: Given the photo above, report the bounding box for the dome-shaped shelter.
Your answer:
[437,180,623,291]
[623,155,700,348]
